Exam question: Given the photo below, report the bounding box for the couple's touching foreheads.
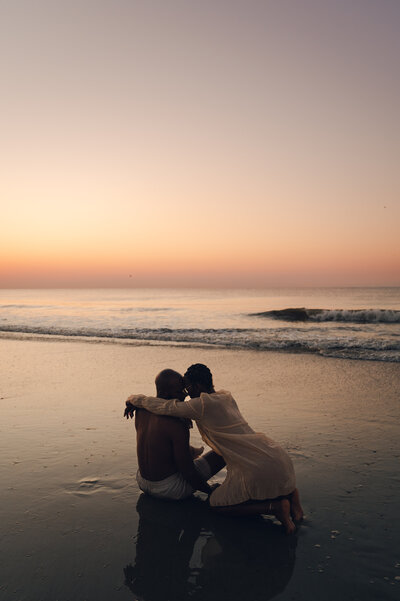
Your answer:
[124,363,303,534]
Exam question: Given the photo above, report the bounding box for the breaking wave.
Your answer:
[251,308,400,324]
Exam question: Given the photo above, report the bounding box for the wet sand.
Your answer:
[1,337,399,601]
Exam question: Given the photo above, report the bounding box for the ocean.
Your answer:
[0,287,399,362]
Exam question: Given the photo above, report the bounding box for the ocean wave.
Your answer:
[0,304,50,310]
[251,308,400,324]
[0,324,399,362]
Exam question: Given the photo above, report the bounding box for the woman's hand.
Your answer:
[124,400,135,419]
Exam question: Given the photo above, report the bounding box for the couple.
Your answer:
[125,363,303,534]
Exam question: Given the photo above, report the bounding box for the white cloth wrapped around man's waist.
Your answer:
[136,456,212,500]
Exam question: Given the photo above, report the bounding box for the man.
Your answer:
[132,368,225,500]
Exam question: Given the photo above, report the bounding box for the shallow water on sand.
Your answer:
[1,339,399,601]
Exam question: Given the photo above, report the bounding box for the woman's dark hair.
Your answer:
[184,363,213,389]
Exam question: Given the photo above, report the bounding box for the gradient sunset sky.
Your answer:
[1,0,399,288]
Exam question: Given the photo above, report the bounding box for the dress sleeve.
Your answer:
[128,394,203,419]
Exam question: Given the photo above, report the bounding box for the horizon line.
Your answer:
[1,285,399,291]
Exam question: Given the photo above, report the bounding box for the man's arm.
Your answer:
[125,395,203,420]
[170,423,212,495]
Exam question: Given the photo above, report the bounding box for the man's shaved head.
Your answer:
[155,369,185,401]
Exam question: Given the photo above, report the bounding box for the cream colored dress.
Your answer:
[130,390,296,507]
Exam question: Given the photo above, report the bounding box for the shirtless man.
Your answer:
[132,369,225,500]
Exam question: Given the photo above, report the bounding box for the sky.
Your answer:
[1,0,399,288]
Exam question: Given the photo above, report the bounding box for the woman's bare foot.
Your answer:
[289,488,304,522]
[270,499,296,534]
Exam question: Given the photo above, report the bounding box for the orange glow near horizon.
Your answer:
[2,233,399,288]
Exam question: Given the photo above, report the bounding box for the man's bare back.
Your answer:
[135,409,195,482]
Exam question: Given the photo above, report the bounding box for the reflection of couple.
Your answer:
[125,363,303,534]
[124,494,297,601]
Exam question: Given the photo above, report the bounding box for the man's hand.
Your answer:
[124,400,135,419]
[190,445,204,459]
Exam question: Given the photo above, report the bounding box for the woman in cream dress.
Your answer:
[125,364,303,534]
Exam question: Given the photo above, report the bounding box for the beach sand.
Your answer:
[1,336,399,601]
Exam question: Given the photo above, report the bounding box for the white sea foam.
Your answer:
[253,308,400,323]
[311,309,400,323]
[0,324,399,362]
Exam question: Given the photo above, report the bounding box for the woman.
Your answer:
[125,363,303,534]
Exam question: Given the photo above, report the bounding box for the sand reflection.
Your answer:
[124,494,297,601]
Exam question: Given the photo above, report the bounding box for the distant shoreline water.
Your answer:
[0,288,399,362]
